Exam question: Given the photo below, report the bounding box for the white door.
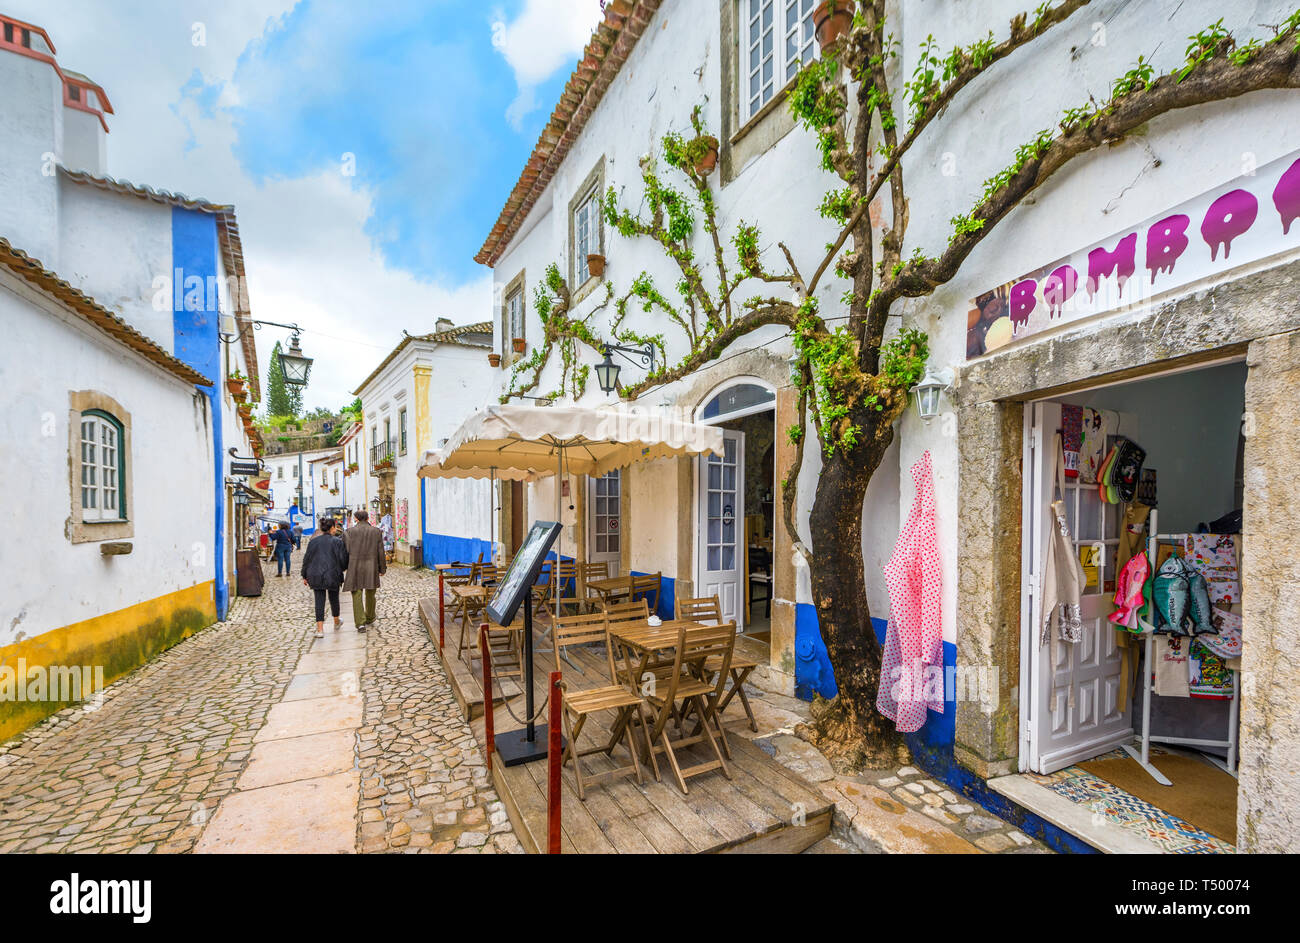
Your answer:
[586,470,621,571]
[697,430,744,625]
[1025,401,1133,773]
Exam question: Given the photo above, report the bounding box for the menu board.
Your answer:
[486,521,561,626]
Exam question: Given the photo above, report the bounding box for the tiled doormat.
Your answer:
[1024,756,1235,854]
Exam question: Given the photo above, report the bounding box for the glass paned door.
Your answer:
[587,470,621,569]
[697,430,744,625]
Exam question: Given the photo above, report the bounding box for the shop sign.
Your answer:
[967,150,1300,359]
[230,459,260,476]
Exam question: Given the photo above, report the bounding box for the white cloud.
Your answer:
[6,0,494,412]
[494,0,604,128]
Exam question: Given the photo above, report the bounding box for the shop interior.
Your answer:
[1027,359,1246,852]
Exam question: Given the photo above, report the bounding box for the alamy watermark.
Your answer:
[0,660,105,712]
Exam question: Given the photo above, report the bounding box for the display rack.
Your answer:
[1122,508,1239,785]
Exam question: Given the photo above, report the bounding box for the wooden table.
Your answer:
[585,574,632,607]
[610,620,731,793]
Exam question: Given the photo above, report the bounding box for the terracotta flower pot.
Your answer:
[814,0,855,51]
[587,253,606,278]
[226,377,246,397]
[512,337,527,353]
[694,139,719,176]
[488,352,502,367]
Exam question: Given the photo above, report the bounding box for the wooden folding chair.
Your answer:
[675,596,759,734]
[579,561,610,611]
[552,612,656,800]
[629,571,662,615]
[643,623,735,794]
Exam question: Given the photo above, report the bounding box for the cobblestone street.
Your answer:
[0,564,516,854]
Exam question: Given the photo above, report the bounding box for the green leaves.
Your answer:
[1178,18,1228,82]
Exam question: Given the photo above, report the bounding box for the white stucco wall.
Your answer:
[484,0,888,612]
[0,49,65,268]
[57,177,175,355]
[358,335,495,551]
[892,0,1300,648]
[0,270,213,645]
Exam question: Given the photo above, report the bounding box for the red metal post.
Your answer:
[438,570,445,650]
[481,623,493,771]
[547,671,562,854]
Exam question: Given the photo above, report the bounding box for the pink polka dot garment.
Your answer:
[877,450,944,733]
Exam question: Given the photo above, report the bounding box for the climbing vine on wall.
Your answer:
[494,0,1300,759]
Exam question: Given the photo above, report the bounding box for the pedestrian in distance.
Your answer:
[301,517,349,639]
[291,520,303,550]
[341,509,385,632]
[270,521,294,577]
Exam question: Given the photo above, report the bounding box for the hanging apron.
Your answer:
[877,452,943,733]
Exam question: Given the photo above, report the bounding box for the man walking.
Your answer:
[342,510,385,631]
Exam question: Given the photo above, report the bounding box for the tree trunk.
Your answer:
[804,415,909,768]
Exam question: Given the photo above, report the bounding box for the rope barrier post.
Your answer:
[547,671,562,854]
[481,622,493,772]
[438,569,445,650]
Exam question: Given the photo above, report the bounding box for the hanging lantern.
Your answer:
[278,332,313,387]
[911,365,953,421]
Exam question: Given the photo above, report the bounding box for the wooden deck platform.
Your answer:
[419,595,833,854]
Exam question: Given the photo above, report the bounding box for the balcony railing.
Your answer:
[370,440,396,471]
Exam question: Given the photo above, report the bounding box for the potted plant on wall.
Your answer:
[814,0,855,52]
[586,253,606,278]
[488,351,502,367]
[226,370,247,400]
[690,134,719,176]
[512,337,527,354]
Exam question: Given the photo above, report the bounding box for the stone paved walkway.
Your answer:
[0,565,516,853]
[0,561,1042,854]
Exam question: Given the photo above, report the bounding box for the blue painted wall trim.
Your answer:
[422,532,493,568]
[629,571,674,620]
[171,208,227,620]
[793,602,1096,853]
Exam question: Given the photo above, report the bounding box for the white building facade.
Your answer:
[471,0,1300,852]
[0,12,262,737]
[354,320,495,564]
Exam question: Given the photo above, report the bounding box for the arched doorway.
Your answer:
[695,380,776,635]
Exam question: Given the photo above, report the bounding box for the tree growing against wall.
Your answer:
[506,1,1300,764]
[264,340,302,419]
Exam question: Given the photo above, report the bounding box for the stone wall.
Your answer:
[1237,329,1300,853]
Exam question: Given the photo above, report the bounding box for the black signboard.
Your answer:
[230,460,261,476]
[486,521,560,626]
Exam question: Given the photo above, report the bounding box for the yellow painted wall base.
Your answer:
[0,581,216,742]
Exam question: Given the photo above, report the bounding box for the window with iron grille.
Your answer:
[574,187,601,284]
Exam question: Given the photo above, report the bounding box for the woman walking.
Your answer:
[270,521,294,577]
[302,517,349,638]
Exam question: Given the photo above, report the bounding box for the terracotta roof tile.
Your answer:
[0,237,211,387]
[58,166,261,402]
[475,0,661,267]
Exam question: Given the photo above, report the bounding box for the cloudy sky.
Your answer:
[8,0,604,409]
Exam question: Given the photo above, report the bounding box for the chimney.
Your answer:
[435,317,454,334]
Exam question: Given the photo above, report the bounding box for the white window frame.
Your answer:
[79,412,124,523]
[574,186,601,285]
[506,287,524,346]
[398,408,408,455]
[741,0,818,124]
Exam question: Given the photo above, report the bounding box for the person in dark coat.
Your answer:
[270,522,294,576]
[301,518,349,638]
[341,510,386,631]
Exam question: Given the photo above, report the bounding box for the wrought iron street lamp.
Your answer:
[218,316,313,387]
[594,342,656,394]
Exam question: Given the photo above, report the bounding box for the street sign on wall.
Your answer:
[230,460,261,476]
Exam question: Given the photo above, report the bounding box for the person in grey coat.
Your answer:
[302,518,349,638]
[341,510,386,631]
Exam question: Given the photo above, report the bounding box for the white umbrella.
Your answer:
[418,402,725,619]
